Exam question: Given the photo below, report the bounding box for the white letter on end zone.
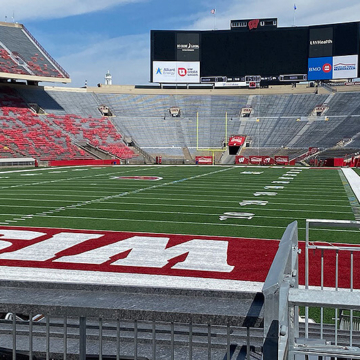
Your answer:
[0,230,46,252]
[56,236,234,273]
[0,232,103,261]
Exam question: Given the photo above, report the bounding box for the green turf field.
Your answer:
[0,165,359,243]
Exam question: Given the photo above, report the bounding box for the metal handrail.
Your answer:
[262,221,299,360]
[22,24,70,79]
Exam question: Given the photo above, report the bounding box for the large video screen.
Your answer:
[199,27,308,79]
[151,20,360,83]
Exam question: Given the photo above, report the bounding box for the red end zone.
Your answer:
[0,226,278,291]
[0,227,359,291]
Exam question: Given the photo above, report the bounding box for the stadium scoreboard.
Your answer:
[150,19,360,85]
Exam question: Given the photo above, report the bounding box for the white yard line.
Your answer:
[0,167,234,225]
[6,214,359,233]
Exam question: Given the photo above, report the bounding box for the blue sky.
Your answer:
[2,0,360,87]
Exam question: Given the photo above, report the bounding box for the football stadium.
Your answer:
[0,17,359,359]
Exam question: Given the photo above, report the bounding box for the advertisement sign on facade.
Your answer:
[153,61,200,83]
[308,57,333,80]
[228,136,246,146]
[176,33,200,61]
[274,156,289,165]
[249,156,263,164]
[332,55,358,79]
[195,156,213,165]
[308,55,358,81]
[235,156,249,165]
[309,27,333,58]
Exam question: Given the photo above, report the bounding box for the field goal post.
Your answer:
[196,111,228,164]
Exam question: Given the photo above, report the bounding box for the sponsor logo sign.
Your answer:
[0,227,279,286]
[178,68,187,77]
[249,156,262,164]
[274,156,289,165]
[228,136,246,146]
[308,57,333,80]
[332,55,358,79]
[235,156,249,165]
[262,157,274,165]
[177,43,199,51]
[176,33,200,61]
[195,156,213,165]
[309,27,333,58]
[310,39,333,46]
[153,61,200,83]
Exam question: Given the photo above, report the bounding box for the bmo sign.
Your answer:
[308,57,333,80]
[308,55,359,81]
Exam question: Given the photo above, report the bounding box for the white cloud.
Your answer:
[190,0,360,30]
[30,0,360,87]
[57,34,150,87]
[1,0,146,21]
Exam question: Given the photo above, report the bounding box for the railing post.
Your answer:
[262,221,299,360]
[79,316,87,360]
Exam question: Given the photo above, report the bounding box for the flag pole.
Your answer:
[293,4,296,27]
[211,9,216,30]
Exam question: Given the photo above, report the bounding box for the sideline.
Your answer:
[342,168,360,202]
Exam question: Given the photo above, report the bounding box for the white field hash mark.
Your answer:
[219,212,255,221]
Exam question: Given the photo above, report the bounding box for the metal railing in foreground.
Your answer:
[263,219,360,360]
[262,221,300,360]
[0,281,264,359]
[1,219,359,359]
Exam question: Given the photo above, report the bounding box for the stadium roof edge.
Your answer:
[85,83,331,95]
[0,72,71,84]
[0,21,23,29]
[152,19,360,33]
